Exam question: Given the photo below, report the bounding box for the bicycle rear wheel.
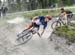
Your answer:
[51,21,61,29]
[16,30,33,45]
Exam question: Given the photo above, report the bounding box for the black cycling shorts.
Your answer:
[32,23,40,30]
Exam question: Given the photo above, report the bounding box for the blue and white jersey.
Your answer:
[35,16,47,29]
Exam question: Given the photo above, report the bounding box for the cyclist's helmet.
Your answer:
[60,8,64,10]
[46,15,52,20]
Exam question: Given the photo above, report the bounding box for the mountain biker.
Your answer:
[60,8,73,24]
[60,8,73,18]
[23,15,52,37]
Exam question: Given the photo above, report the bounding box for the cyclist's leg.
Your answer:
[67,16,70,25]
[23,22,33,32]
[67,14,72,25]
[71,13,73,18]
[33,24,41,37]
[62,15,67,25]
[36,26,41,37]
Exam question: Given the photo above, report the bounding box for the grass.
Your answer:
[22,6,75,19]
[55,25,75,42]
[5,5,75,19]
[23,9,59,19]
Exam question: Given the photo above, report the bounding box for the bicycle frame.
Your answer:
[16,27,41,45]
[31,27,41,37]
[51,16,66,29]
[56,16,65,25]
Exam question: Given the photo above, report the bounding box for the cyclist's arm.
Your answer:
[59,12,67,17]
[32,16,38,22]
[41,29,44,36]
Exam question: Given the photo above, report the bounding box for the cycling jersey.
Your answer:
[32,16,47,30]
[61,10,73,18]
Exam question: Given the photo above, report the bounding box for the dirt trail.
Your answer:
[0,17,75,55]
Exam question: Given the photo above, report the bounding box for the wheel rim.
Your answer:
[51,21,61,29]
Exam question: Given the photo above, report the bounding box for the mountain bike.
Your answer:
[51,13,73,29]
[16,27,40,45]
[51,16,66,29]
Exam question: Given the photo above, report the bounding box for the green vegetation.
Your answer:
[23,6,75,18]
[0,6,75,26]
[6,0,75,12]
[23,9,59,19]
[6,6,75,19]
[55,25,75,42]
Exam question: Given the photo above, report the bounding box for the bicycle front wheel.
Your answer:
[16,31,33,45]
[51,21,61,29]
